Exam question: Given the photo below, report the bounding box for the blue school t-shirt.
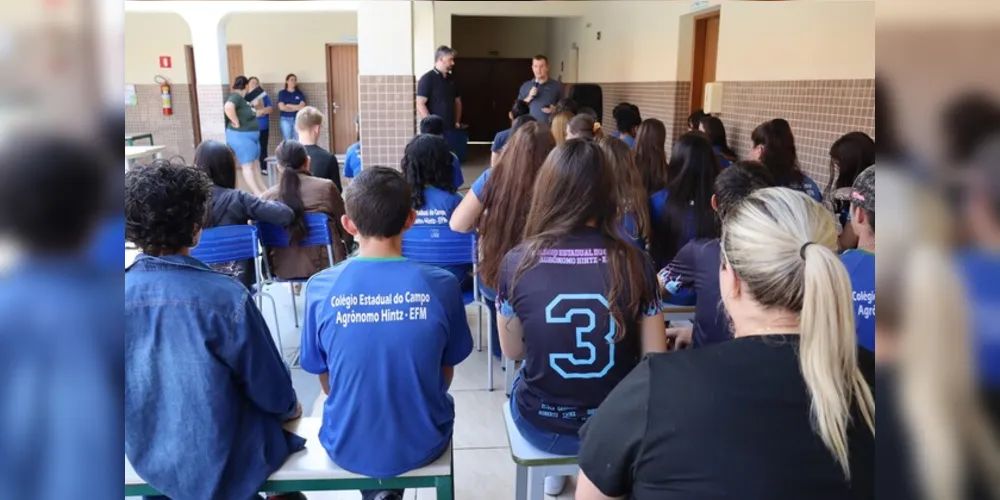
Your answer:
[786,175,823,203]
[344,142,362,179]
[497,228,660,435]
[471,168,492,199]
[649,189,697,305]
[255,94,272,130]
[621,135,636,148]
[620,212,644,249]
[658,238,730,347]
[713,145,733,168]
[492,129,511,153]
[277,89,305,118]
[959,250,1000,388]
[404,187,471,282]
[451,152,464,188]
[841,249,875,352]
[300,257,473,478]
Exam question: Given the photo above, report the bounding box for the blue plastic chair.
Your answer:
[402,226,495,390]
[257,213,339,329]
[189,225,283,354]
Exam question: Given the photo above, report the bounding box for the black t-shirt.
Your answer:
[657,238,729,347]
[416,69,460,128]
[497,228,660,435]
[305,144,342,192]
[579,335,876,500]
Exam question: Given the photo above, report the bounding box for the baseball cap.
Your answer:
[847,166,875,213]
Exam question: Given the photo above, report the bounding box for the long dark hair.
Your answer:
[828,132,875,211]
[598,136,649,241]
[651,132,720,265]
[401,134,456,209]
[515,139,654,339]
[275,140,309,243]
[479,122,555,289]
[751,119,805,187]
[193,140,237,190]
[700,116,737,160]
[634,118,668,194]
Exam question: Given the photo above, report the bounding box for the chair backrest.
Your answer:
[258,213,333,249]
[190,225,259,264]
[402,226,475,266]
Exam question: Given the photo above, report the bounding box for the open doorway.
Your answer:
[184,44,245,145]
[450,15,549,146]
[690,12,720,113]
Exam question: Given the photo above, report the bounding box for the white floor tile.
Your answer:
[451,390,511,450]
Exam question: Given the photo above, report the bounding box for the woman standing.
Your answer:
[224,76,267,196]
[576,188,875,500]
[498,139,666,496]
[246,77,273,168]
[277,73,307,142]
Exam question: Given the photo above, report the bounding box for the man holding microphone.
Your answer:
[518,55,563,125]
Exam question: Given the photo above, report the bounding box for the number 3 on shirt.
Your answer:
[546,294,615,379]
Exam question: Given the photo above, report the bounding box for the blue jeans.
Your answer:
[509,379,581,456]
[279,116,298,142]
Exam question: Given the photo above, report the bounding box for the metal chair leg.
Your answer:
[486,302,494,392]
[256,291,283,354]
[289,282,299,328]
[476,304,483,352]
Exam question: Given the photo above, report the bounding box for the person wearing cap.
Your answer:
[840,166,875,352]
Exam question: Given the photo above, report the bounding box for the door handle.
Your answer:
[331,102,340,114]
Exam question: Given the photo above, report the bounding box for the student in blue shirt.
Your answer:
[649,132,721,272]
[750,119,823,203]
[301,167,472,500]
[402,134,472,290]
[597,136,649,248]
[698,115,738,168]
[344,114,362,184]
[491,99,532,166]
[963,139,1000,388]
[277,73,306,141]
[840,166,876,352]
[124,161,305,500]
[611,103,641,148]
[497,139,667,496]
[247,77,274,167]
[419,115,465,188]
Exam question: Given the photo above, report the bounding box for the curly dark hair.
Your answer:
[125,159,212,256]
[401,134,456,208]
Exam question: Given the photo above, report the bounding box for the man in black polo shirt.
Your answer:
[518,55,563,125]
[417,46,462,130]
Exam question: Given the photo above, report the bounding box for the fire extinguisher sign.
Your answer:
[159,56,172,69]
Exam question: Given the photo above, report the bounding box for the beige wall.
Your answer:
[716,1,875,81]
[452,16,549,59]
[125,13,191,84]
[226,12,357,83]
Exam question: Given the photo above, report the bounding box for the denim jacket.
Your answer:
[125,254,304,500]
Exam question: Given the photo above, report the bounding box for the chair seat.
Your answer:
[125,418,452,487]
[502,404,578,467]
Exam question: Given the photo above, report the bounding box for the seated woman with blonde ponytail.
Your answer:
[576,187,875,500]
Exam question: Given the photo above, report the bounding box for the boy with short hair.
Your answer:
[839,166,875,352]
[296,106,343,191]
[419,115,465,188]
[301,167,473,500]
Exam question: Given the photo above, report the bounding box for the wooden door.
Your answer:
[326,44,360,154]
[451,58,533,142]
[226,45,245,81]
[690,13,720,113]
[184,45,201,144]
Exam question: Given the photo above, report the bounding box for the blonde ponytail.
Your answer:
[721,187,875,479]
[800,242,876,478]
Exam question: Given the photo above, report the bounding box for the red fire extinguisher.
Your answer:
[155,75,173,116]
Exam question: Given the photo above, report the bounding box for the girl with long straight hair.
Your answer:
[649,132,721,269]
[633,118,669,195]
[449,122,556,358]
[262,140,349,280]
[550,111,574,146]
[698,115,738,167]
[498,138,666,497]
[575,187,875,500]
[827,131,875,250]
[598,136,649,247]
[750,119,823,202]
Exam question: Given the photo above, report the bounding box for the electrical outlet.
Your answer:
[597,31,602,40]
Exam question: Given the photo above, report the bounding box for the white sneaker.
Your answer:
[544,475,567,496]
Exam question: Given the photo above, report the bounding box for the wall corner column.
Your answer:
[183,11,229,145]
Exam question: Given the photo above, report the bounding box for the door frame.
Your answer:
[689,8,721,114]
[324,42,359,154]
[184,45,202,145]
